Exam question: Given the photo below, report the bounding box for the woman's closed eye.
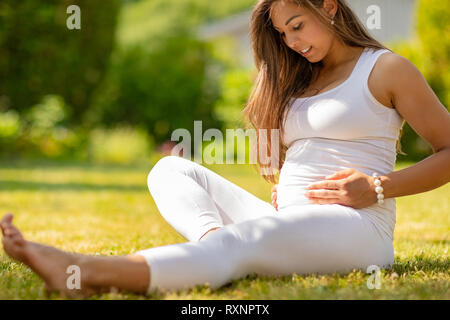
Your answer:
[280,23,303,37]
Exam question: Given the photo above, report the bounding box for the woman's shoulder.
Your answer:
[367,49,419,109]
[370,48,420,78]
[373,49,411,68]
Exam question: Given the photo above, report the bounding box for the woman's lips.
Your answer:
[300,46,312,57]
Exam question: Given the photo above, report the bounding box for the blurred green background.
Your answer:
[0,0,448,165]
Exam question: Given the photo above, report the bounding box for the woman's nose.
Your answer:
[285,34,300,50]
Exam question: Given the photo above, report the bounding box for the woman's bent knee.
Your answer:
[148,156,185,188]
[149,156,178,175]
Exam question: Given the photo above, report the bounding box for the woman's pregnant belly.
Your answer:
[276,138,393,210]
[277,160,331,209]
[277,141,338,209]
[277,138,398,241]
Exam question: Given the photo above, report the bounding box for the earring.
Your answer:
[331,16,335,25]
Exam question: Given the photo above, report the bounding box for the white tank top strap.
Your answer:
[368,47,392,61]
[358,48,392,82]
[357,48,404,120]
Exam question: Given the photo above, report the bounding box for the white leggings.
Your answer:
[136,156,394,293]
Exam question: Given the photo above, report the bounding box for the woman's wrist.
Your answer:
[371,173,385,204]
[370,174,394,200]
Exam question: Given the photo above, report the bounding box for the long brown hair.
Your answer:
[242,0,405,184]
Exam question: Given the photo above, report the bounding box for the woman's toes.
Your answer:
[2,224,23,239]
[1,214,15,235]
[4,227,18,238]
[1,213,14,225]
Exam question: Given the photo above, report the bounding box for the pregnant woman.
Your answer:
[1,0,449,297]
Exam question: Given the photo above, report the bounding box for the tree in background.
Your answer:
[88,0,257,146]
[88,34,223,146]
[0,0,121,123]
[0,0,259,161]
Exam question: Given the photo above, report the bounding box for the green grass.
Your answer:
[0,158,448,300]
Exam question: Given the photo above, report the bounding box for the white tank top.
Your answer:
[278,47,405,241]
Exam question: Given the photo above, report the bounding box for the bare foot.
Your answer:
[0,213,96,298]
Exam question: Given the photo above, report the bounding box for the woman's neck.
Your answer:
[320,41,364,72]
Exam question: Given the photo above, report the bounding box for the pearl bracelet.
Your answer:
[372,173,385,205]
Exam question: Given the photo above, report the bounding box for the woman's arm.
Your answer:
[380,148,450,199]
[379,53,450,198]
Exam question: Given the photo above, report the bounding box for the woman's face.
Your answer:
[270,1,335,63]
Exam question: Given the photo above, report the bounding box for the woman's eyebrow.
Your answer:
[285,14,302,25]
[273,14,302,30]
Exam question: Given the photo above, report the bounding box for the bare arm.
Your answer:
[377,53,450,198]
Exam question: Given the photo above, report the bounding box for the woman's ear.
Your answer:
[322,0,338,18]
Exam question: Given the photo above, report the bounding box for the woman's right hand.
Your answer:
[271,184,278,211]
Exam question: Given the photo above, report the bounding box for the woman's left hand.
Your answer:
[305,168,378,209]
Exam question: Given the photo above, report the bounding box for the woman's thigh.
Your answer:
[217,203,394,277]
